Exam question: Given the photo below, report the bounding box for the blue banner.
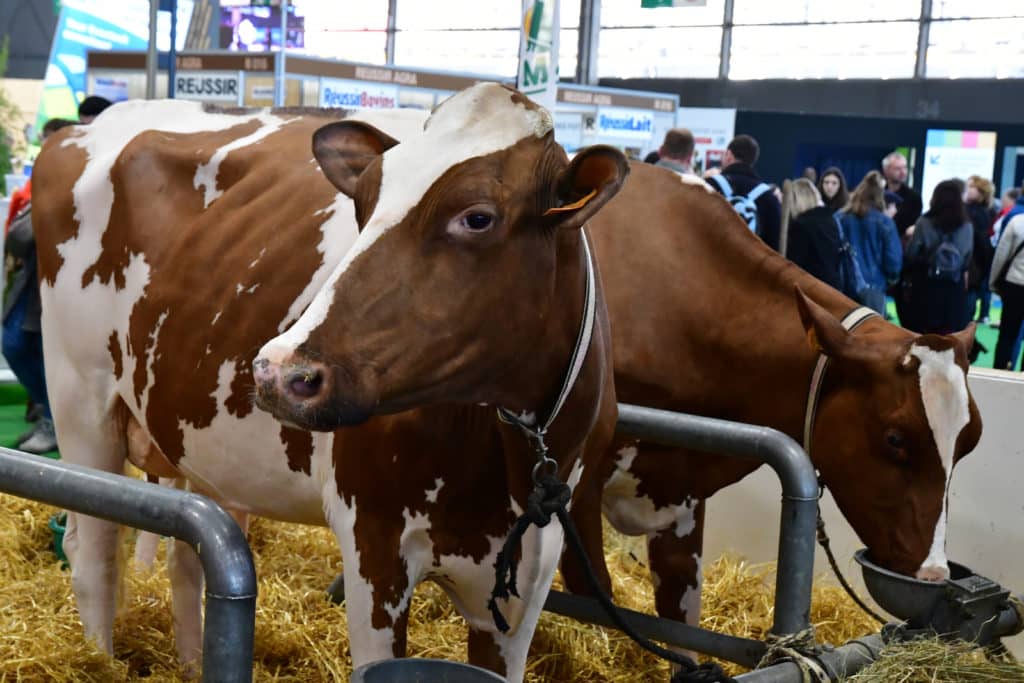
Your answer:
[36,0,191,134]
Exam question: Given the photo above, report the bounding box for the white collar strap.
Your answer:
[803,306,879,458]
[498,230,597,450]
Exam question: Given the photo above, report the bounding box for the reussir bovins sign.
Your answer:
[596,107,655,141]
[319,78,399,109]
[175,72,240,102]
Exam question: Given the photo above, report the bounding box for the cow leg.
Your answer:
[455,523,563,682]
[56,412,127,655]
[646,498,706,663]
[327,496,415,667]
[467,627,507,678]
[168,485,248,673]
[168,537,203,672]
[561,463,613,597]
[338,555,415,666]
[133,530,162,570]
[166,479,203,672]
[463,580,551,683]
[133,476,170,571]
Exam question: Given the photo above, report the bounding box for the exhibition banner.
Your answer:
[595,107,654,141]
[517,0,560,111]
[175,72,241,103]
[319,79,399,110]
[921,129,997,206]
[36,0,192,134]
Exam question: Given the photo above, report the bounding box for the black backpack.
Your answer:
[927,229,966,283]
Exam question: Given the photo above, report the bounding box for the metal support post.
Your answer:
[614,404,818,637]
[0,449,256,683]
[146,0,159,99]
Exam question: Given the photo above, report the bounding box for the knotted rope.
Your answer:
[757,628,830,682]
[489,474,736,683]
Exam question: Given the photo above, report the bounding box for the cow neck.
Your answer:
[803,306,879,458]
[496,230,597,474]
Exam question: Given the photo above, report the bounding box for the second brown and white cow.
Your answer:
[33,84,626,680]
[562,163,983,638]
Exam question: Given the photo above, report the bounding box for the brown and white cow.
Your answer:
[561,162,983,634]
[32,84,625,680]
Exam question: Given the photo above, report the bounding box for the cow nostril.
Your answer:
[287,370,324,399]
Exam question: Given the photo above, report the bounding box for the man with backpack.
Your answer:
[708,134,781,251]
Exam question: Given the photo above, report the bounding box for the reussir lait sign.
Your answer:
[175,72,240,102]
[596,107,655,141]
[319,78,399,109]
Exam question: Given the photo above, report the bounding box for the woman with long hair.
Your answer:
[965,175,996,323]
[782,178,843,291]
[903,179,975,334]
[835,171,903,314]
[817,167,849,212]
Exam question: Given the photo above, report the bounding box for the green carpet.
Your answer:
[886,297,1003,369]
[0,384,59,459]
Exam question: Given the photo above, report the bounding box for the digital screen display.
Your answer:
[220,5,305,52]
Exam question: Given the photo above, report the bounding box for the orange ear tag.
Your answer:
[543,189,597,215]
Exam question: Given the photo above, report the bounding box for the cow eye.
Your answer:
[462,213,494,231]
[884,428,909,462]
[447,206,499,239]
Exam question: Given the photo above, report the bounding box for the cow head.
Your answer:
[796,290,982,580]
[253,84,627,429]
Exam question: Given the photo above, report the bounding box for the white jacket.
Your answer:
[990,214,1024,292]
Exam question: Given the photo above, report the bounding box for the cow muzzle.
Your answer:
[914,564,950,582]
[252,350,375,430]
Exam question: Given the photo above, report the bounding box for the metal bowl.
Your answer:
[350,658,506,683]
[854,549,975,621]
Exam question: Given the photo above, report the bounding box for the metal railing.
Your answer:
[0,448,256,683]
[543,403,819,665]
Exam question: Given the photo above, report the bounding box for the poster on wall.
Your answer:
[921,129,997,205]
[676,106,736,176]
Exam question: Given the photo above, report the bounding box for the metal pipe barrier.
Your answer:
[0,448,256,683]
[544,590,767,668]
[735,596,1023,682]
[615,403,819,636]
[544,403,818,659]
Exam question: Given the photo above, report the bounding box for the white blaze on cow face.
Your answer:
[909,344,970,580]
[266,83,554,354]
[275,108,429,334]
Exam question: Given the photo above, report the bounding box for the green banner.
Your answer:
[517,0,559,110]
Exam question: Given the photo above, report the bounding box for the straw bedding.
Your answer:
[0,493,1019,681]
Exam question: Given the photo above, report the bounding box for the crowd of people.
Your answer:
[650,128,1024,371]
[1,96,112,454]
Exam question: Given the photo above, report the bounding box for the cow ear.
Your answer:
[794,286,878,362]
[312,121,399,197]
[546,145,629,230]
[950,322,977,358]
